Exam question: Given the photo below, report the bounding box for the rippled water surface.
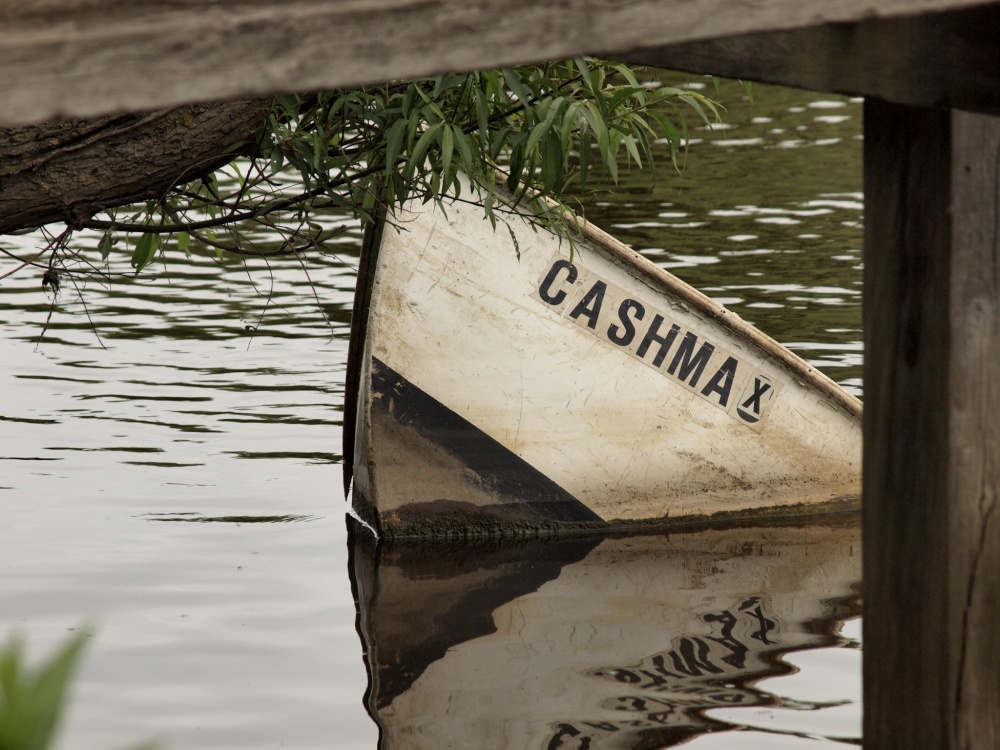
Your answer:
[0,76,862,749]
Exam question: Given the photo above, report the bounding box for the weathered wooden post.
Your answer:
[864,99,1000,747]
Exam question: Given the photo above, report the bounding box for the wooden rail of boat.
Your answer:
[569,214,863,419]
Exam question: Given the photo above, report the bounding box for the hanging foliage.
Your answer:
[62,59,718,273]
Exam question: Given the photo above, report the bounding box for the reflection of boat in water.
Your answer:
[349,518,861,749]
[344,184,862,538]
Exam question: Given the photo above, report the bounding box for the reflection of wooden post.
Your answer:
[864,99,1000,747]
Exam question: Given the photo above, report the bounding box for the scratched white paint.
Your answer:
[357,181,861,523]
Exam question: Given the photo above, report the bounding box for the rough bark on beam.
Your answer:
[863,99,1000,747]
[0,0,993,127]
[0,99,269,235]
[624,4,1000,115]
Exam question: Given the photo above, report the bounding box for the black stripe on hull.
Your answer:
[365,357,602,529]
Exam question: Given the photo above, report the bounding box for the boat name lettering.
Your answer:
[534,256,778,427]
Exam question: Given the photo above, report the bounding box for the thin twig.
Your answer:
[0,248,46,280]
[65,270,107,350]
[243,255,275,351]
[293,244,336,339]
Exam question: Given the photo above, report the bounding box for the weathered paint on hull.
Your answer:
[350,518,862,748]
[347,190,862,538]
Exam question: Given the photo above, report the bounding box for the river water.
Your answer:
[0,76,862,749]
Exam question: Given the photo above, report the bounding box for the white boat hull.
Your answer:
[345,188,861,538]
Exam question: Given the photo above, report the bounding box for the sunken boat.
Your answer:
[344,183,861,539]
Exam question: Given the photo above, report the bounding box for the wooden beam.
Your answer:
[863,98,1000,746]
[626,4,1000,115]
[0,0,994,126]
[947,108,1000,750]
[0,99,267,234]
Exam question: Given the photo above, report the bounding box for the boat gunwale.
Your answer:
[565,211,864,420]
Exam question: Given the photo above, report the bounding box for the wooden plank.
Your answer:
[0,0,994,126]
[947,107,1000,749]
[625,4,1000,115]
[863,99,1000,747]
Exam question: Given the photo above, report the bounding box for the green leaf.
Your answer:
[0,629,89,750]
[384,119,407,172]
[440,124,455,183]
[97,231,114,261]
[473,89,490,146]
[276,93,300,114]
[483,192,497,230]
[310,130,325,170]
[525,99,561,156]
[602,135,618,183]
[648,108,679,142]
[0,635,23,701]
[634,125,655,180]
[578,128,592,188]
[430,73,468,99]
[609,62,642,89]
[623,133,642,168]
[559,101,580,150]
[580,103,608,154]
[580,102,615,181]
[176,232,191,257]
[678,93,716,126]
[130,233,157,273]
[0,629,159,750]
[540,130,563,194]
[513,153,538,205]
[401,83,418,118]
[413,85,448,123]
[453,125,475,178]
[506,143,525,193]
[573,58,594,94]
[405,123,441,180]
[269,148,284,174]
[502,68,533,106]
[391,170,409,206]
[426,168,441,202]
[489,126,510,161]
